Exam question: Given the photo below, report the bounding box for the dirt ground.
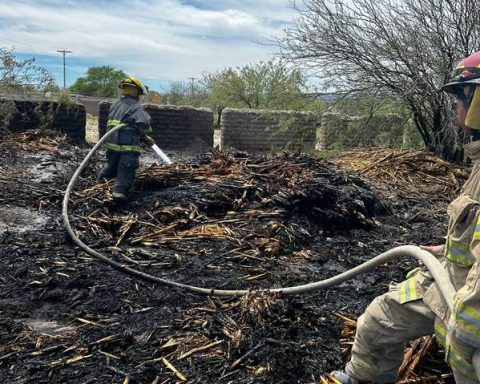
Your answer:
[0,131,461,383]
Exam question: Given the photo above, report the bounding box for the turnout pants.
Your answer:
[346,275,479,383]
[98,149,139,195]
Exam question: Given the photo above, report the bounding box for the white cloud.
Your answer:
[0,0,296,86]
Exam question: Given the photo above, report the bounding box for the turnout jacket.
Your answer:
[446,141,480,348]
[398,141,480,378]
[105,96,152,153]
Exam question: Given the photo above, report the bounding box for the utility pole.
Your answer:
[57,49,72,89]
[187,77,196,94]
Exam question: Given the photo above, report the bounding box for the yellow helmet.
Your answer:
[118,76,147,95]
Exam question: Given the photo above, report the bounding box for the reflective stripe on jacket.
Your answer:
[105,96,152,153]
[435,319,478,380]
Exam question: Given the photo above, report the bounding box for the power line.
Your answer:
[57,49,72,89]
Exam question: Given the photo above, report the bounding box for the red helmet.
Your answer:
[443,51,480,94]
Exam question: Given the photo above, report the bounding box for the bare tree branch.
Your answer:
[280,0,480,161]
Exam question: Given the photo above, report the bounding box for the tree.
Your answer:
[280,0,480,161]
[164,81,188,105]
[207,61,308,109]
[0,47,55,129]
[0,47,54,94]
[201,61,311,126]
[163,61,314,127]
[164,80,207,107]
[70,65,126,97]
[202,69,238,127]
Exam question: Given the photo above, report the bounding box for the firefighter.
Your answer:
[98,76,155,204]
[331,52,480,383]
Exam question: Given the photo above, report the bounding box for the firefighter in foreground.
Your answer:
[332,51,480,383]
[98,76,155,203]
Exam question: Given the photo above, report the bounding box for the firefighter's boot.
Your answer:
[330,371,363,384]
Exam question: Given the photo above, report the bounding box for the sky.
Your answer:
[0,0,297,92]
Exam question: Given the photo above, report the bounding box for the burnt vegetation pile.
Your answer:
[70,150,390,292]
[0,134,462,383]
[1,128,69,154]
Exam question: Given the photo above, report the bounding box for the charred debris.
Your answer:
[0,129,468,383]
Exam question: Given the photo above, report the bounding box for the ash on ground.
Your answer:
[0,131,458,383]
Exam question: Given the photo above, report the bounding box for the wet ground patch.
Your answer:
[0,205,49,233]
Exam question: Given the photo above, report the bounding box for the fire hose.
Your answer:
[62,124,456,299]
[62,124,480,376]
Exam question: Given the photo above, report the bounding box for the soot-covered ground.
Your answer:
[0,132,457,383]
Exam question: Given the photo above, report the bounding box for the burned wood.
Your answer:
[0,128,69,154]
[229,342,264,370]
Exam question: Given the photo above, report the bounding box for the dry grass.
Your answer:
[333,147,469,202]
[214,128,221,148]
[85,113,98,143]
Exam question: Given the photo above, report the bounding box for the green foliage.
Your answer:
[70,65,126,97]
[55,90,76,107]
[163,80,207,107]
[202,61,311,111]
[0,47,55,93]
[42,83,61,94]
[319,92,423,150]
[162,60,317,127]
[164,61,313,110]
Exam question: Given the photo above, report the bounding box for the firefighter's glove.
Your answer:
[144,136,155,147]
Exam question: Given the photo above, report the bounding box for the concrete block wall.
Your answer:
[1,99,86,141]
[318,112,407,150]
[98,101,110,138]
[98,103,214,152]
[221,108,317,152]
